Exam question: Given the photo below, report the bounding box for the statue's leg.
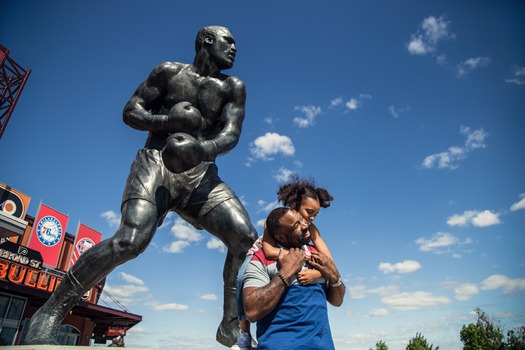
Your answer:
[23,199,159,345]
[198,197,257,347]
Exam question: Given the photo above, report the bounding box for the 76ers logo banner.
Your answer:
[69,223,102,269]
[28,203,69,268]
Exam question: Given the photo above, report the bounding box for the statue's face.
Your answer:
[208,28,236,70]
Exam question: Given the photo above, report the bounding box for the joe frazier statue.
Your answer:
[24,25,257,347]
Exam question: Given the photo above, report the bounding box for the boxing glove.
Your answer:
[162,132,204,173]
[165,101,203,136]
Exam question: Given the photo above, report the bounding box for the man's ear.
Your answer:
[204,35,214,46]
[273,230,285,246]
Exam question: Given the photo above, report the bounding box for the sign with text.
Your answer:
[0,241,43,269]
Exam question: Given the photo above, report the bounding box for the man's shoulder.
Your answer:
[251,249,275,267]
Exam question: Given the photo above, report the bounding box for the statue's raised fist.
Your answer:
[165,101,203,136]
[161,132,204,173]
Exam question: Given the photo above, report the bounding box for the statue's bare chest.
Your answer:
[164,73,230,122]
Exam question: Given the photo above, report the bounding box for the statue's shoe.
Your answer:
[22,309,60,345]
[216,315,241,348]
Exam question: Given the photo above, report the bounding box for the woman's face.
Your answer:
[298,196,321,223]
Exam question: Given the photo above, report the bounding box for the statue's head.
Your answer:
[194,26,236,70]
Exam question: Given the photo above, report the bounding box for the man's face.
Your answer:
[208,28,236,70]
[277,210,311,248]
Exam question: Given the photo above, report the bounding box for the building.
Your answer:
[0,182,142,346]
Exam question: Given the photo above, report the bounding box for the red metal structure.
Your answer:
[0,44,31,140]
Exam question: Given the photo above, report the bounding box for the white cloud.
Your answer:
[104,283,149,299]
[293,105,321,128]
[421,126,488,170]
[369,308,390,317]
[256,218,266,227]
[348,285,367,299]
[199,294,218,301]
[447,210,477,226]
[249,132,295,161]
[388,105,410,118]
[407,36,429,55]
[366,286,400,296]
[273,167,295,182]
[263,116,274,125]
[381,291,451,310]
[207,237,226,253]
[422,15,454,44]
[170,218,203,242]
[416,232,457,252]
[454,283,479,301]
[447,210,501,227]
[480,274,525,293]
[461,125,488,150]
[152,303,189,311]
[505,65,525,85]
[163,240,190,253]
[257,199,279,213]
[346,98,359,110]
[158,211,175,229]
[101,210,120,228]
[471,210,501,227]
[510,193,525,211]
[456,57,491,77]
[422,147,465,170]
[407,15,454,55]
[345,94,371,111]
[416,232,472,255]
[119,272,144,285]
[378,260,421,274]
[330,97,343,108]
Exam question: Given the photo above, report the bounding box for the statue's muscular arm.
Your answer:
[122,62,181,132]
[201,76,246,160]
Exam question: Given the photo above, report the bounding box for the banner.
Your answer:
[69,223,102,268]
[28,203,69,268]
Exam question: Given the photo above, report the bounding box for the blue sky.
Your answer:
[1,1,524,349]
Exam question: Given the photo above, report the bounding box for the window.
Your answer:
[0,293,27,346]
[56,324,80,346]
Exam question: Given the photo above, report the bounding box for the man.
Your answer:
[243,207,345,349]
[24,26,257,347]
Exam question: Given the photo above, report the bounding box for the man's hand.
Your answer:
[308,252,339,285]
[278,248,305,281]
[308,252,345,306]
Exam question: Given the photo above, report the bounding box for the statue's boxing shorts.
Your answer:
[122,148,236,228]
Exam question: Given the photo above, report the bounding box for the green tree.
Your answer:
[460,308,505,350]
[406,332,439,350]
[375,340,389,350]
[506,326,525,350]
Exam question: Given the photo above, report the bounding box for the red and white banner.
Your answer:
[69,223,102,269]
[28,203,69,268]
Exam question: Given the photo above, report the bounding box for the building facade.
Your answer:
[0,182,141,346]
